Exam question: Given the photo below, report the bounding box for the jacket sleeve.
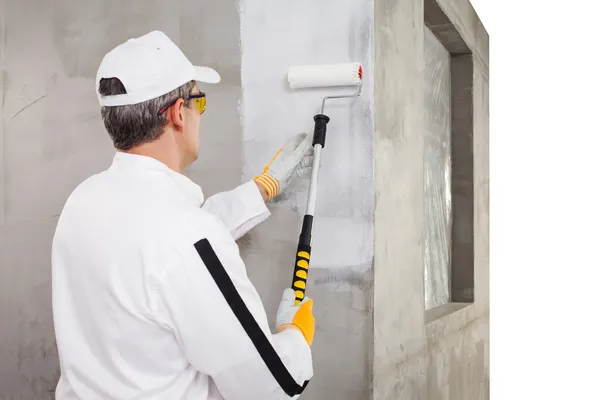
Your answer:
[153,209,313,400]
[201,180,271,240]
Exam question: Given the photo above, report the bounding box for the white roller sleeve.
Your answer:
[287,63,363,89]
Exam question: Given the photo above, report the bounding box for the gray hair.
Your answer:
[98,78,196,150]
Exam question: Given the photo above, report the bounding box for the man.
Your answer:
[51,30,315,400]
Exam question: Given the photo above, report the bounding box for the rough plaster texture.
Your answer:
[373,0,428,396]
[237,1,374,399]
[373,0,489,398]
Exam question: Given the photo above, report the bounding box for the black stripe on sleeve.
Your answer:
[194,238,309,397]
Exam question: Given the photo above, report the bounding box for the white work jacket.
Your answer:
[51,152,313,400]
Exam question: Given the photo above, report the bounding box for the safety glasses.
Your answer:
[158,92,207,116]
[189,93,207,115]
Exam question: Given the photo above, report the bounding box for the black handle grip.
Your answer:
[312,114,330,148]
[291,215,314,304]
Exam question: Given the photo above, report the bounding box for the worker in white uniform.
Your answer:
[51,30,315,400]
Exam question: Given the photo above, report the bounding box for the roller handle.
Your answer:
[292,215,313,305]
[291,115,330,305]
[312,114,330,148]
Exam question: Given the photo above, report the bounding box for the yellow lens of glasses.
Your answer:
[193,96,206,114]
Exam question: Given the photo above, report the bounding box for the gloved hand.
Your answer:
[254,133,313,201]
[276,288,315,346]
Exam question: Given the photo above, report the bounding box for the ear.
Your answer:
[168,98,186,131]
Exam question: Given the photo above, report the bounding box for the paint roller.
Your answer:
[287,62,364,305]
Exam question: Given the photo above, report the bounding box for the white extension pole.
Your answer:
[305,144,322,216]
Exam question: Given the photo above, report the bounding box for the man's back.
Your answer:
[52,152,313,400]
[52,153,215,399]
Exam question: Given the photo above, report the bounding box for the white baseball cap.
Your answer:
[96,30,221,107]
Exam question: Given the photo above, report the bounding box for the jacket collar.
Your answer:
[110,151,205,207]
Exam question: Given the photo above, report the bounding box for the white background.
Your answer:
[470,0,600,398]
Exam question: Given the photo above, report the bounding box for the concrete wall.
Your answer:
[373,0,489,398]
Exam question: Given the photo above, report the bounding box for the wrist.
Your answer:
[277,323,302,334]
[254,174,280,202]
[255,181,269,203]
[277,323,311,346]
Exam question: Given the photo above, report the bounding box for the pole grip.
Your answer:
[291,244,311,306]
[312,114,330,148]
[292,215,314,305]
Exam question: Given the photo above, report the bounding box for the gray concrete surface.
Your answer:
[373,0,428,396]
[373,0,489,398]
[0,0,488,399]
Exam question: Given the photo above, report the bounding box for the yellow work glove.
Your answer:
[276,288,315,346]
[254,132,313,201]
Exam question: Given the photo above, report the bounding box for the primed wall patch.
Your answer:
[238,0,374,270]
